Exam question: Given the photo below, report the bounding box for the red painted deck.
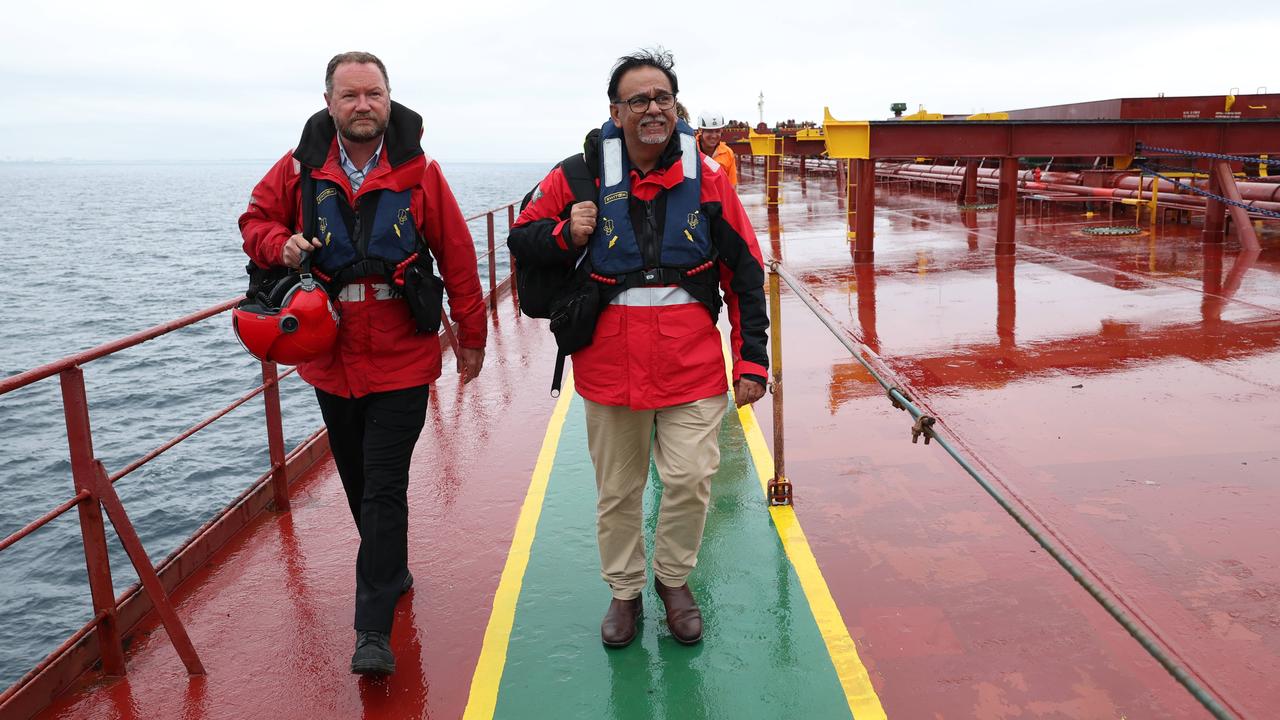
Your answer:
[745,166,1279,717]
[37,302,564,720]
[34,166,1280,719]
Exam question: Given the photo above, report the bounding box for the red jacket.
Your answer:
[510,132,768,410]
[239,105,485,398]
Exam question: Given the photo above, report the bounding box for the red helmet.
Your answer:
[232,272,339,365]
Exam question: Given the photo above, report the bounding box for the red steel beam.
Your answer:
[262,362,290,512]
[854,159,876,262]
[92,459,205,675]
[864,120,1280,159]
[0,490,90,553]
[997,158,1019,251]
[1204,164,1227,242]
[59,368,126,678]
[0,298,240,395]
[959,160,979,205]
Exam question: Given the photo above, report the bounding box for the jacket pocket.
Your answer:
[654,305,721,395]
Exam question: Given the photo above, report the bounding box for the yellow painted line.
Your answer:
[725,342,887,719]
[462,374,575,720]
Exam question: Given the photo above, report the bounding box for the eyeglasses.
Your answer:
[615,93,676,114]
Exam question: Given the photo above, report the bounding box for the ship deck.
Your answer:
[37,169,1280,719]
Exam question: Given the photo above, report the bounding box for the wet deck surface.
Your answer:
[743,167,1280,718]
[39,168,1280,719]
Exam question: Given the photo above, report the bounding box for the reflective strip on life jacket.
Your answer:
[609,286,699,307]
[588,118,712,276]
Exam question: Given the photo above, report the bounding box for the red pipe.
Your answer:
[879,164,1280,215]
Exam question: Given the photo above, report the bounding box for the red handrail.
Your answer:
[0,298,240,396]
[0,195,527,715]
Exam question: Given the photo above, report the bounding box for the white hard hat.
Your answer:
[698,111,727,130]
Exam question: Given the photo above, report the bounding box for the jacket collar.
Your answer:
[582,124,685,180]
[293,100,424,170]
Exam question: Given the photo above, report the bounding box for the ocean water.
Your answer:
[0,160,550,690]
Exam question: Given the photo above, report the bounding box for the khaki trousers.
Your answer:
[584,394,728,600]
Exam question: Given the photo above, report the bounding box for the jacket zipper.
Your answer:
[642,199,659,269]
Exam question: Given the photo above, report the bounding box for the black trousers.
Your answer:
[315,384,430,633]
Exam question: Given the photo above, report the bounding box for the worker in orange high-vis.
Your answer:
[697,111,737,187]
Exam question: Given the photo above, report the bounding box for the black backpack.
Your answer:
[509,154,601,395]
[512,154,596,319]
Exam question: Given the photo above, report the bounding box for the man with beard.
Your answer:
[508,49,768,648]
[240,51,486,675]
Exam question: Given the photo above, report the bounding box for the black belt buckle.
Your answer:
[643,269,658,285]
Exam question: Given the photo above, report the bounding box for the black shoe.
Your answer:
[350,631,395,675]
[401,571,414,594]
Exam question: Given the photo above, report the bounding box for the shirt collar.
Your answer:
[337,136,384,178]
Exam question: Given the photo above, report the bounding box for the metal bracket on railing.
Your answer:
[910,415,936,445]
[767,476,793,506]
[887,386,911,411]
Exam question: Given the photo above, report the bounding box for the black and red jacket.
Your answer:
[509,128,768,410]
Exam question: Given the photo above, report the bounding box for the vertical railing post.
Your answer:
[487,211,497,310]
[60,367,126,676]
[766,263,792,506]
[261,361,289,512]
[508,203,519,309]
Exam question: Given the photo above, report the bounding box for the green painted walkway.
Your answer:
[490,393,853,720]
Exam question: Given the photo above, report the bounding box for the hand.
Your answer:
[282,233,323,269]
[733,378,766,408]
[568,201,598,248]
[457,347,485,384]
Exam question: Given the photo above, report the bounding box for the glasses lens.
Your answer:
[625,94,676,113]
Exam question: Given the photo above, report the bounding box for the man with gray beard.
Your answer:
[508,49,769,648]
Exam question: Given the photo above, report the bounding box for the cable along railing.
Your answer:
[763,258,1242,720]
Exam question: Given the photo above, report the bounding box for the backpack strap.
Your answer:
[560,153,597,205]
[550,152,599,397]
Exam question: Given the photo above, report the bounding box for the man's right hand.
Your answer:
[282,233,324,268]
[568,201,598,248]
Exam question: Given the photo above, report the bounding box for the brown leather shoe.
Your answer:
[654,580,703,644]
[601,596,643,648]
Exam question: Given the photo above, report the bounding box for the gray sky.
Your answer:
[3,0,1276,163]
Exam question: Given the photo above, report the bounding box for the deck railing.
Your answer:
[0,199,523,717]
[764,257,1241,720]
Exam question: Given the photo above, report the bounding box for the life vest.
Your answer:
[587,118,714,282]
[306,177,427,289]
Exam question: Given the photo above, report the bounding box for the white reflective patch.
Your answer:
[337,283,398,302]
[703,155,720,173]
[681,133,698,179]
[603,139,623,187]
[610,286,698,307]
[338,284,366,303]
